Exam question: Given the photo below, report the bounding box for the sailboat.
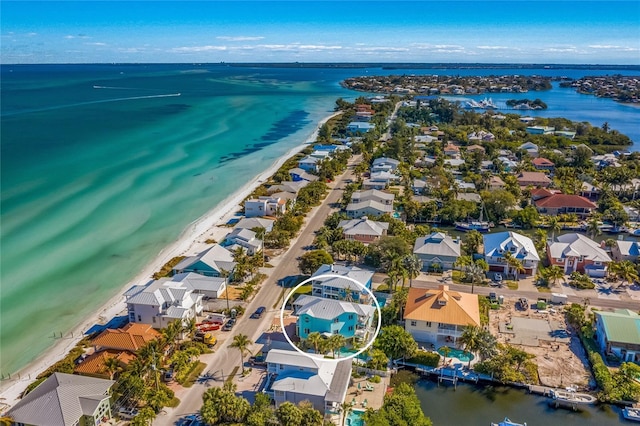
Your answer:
[455,202,492,233]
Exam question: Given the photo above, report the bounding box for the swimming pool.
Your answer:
[346,409,365,426]
[438,346,474,362]
[336,347,370,361]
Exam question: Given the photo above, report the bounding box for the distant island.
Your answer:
[341,74,552,95]
[560,75,640,104]
[505,98,548,110]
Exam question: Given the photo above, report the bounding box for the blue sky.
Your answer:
[2,1,639,64]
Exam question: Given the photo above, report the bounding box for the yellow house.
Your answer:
[403,285,480,346]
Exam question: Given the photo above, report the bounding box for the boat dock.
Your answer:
[396,360,485,388]
[528,385,554,397]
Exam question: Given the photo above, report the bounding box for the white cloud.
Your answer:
[543,47,578,53]
[256,43,342,51]
[170,45,228,53]
[589,44,639,51]
[85,42,107,46]
[354,46,409,52]
[476,45,513,50]
[412,43,464,50]
[216,36,264,41]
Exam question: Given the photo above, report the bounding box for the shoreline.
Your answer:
[0,110,342,406]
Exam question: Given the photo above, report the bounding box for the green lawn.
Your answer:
[505,280,518,290]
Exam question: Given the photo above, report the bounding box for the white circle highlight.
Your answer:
[279,273,382,362]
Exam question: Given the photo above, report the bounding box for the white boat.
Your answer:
[549,389,597,405]
[480,97,498,109]
[623,407,640,422]
[466,100,483,109]
[455,220,491,232]
[513,103,533,110]
[490,417,526,426]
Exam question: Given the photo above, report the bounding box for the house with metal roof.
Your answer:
[224,227,262,255]
[371,157,400,173]
[483,231,540,277]
[413,232,461,271]
[403,285,480,346]
[7,372,114,426]
[124,275,204,329]
[244,196,287,218]
[594,310,640,364]
[264,349,352,415]
[293,295,375,340]
[345,199,393,218]
[173,244,236,278]
[288,167,319,183]
[547,233,611,277]
[611,240,640,263]
[234,217,275,234]
[310,264,374,304]
[338,217,389,244]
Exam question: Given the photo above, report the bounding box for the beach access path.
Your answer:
[153,154,362,425]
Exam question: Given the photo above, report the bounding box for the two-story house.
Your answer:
[517,171,552,188]
[533,193,596,219]
[124,277,204,329]
[293,295,375,341]
[547,233,611,277]
[310,264,374,304]
[413,232,461,271]
[288,167,319,183]
[594,310,640,364]
[265,349,352,415]
[224,227,262,255]
[483,231,540,277]
[403,285,480,346]
[611,239,640,262]
[173,244,236,278]
[371,157,400,173]
[244,196,287,218]
[532,157,555,171]
[346,189,395,218]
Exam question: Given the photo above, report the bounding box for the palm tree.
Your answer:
[340,401,353,426]
[545,265,565,287]
[230,334,252,374]
[463,230,483,255]
[102,355,123,380]
[328,334,346,358]
[463,263,484,294]
[1,416,14,426]
[503,251,525,281]
[586,216,602,239]
[547,216,561,240]
[458,325,482,368]
[611,260,639,288]
[306,332,324,354]
[440,346,451,366]
[402,254,423,287]
[162,319,183,355]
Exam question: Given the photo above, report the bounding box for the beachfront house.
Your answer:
[403,285,480,346]
[172,244,236,278]
[124,276,204,329]
[310,264,374,304]
[594,310,640,364]
[413,232,461,271]
[483,231,540,277]
[75,323,161,379]
[547,233,611,277]
[224,227,263,255]
[265,349,352,415]
[244,196,287,218]
[235,217,275,234]
[289,168,319,183]
[347,122,375,134]
[338,217,389,244]
[293,295,375,340]
[7,373,114,426]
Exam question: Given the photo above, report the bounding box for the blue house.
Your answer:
[172,244,236,278]
[294,295,375,340]
[310,264,374,303]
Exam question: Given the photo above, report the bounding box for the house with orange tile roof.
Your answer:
[488,175,506,191]
[532,157,555,171]
[444,143,460,157]
[403,285,480,346]
[533,193,597,219]
[74,350,136,379]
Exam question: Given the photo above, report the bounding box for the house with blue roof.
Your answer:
[483,231,540,277]
[594,309,640,364]
[293,295,375,340]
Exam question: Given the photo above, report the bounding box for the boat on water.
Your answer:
[480,97,498,109]
[490,417,526,426]
[623,407,640,422]
[466,100,483,109]
[455,220,491,232]
[548,389,597,409]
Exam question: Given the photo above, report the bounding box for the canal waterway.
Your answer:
[416,379,624,425]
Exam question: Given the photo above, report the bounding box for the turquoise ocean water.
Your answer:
[1,64,638,377]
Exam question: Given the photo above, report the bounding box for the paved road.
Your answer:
[154,155,362,425]
[409,277,640,311]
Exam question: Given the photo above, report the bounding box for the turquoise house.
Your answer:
[294,295,375,340]
[172,244,236,278]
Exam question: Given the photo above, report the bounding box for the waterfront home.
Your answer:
[338,217,389,244]
[467,131,495,143]
[75,323,161,379]
[413,232,461,271]
[547,233,611,277]
[533,193,596,219]
[267,180,309,195]
[265,349,352,415]
[525,126,555,135]
[310,264,374,303]
[125,276,204,328]
[170,272,227,299]
[488,175,507,191]
[403,285,480,346]
[244,196,287,218]
[532,157,555,171]
[224,227,262,255]
[371,157,400,173]
[347,122,375,133]
[235,217,275,233]
[579,181,601,200]
[483,231,540,277]
[7,373,114,426]
[518,141,540,157]
[517,171,552,188]
[594,310,640,364]
[293,295,375,340]
[289,167,319,183]
[173,244,236,278]
[610,239,640,262]
[554,130,576,139]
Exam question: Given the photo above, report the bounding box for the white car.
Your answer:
[118,407,138,420]
[494,273,503,282]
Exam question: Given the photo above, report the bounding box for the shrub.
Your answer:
[369,375,381,383]
[406,351,441,368]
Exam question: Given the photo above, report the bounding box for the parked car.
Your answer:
[163,368,175,382]
[223,318,236,331]
[489,292,498,303]
[251,306,266,319]
[249,355,267,366]
[118,407,139,420]
[494,273,503,283]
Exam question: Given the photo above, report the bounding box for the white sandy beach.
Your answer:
[0,111,342,407]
